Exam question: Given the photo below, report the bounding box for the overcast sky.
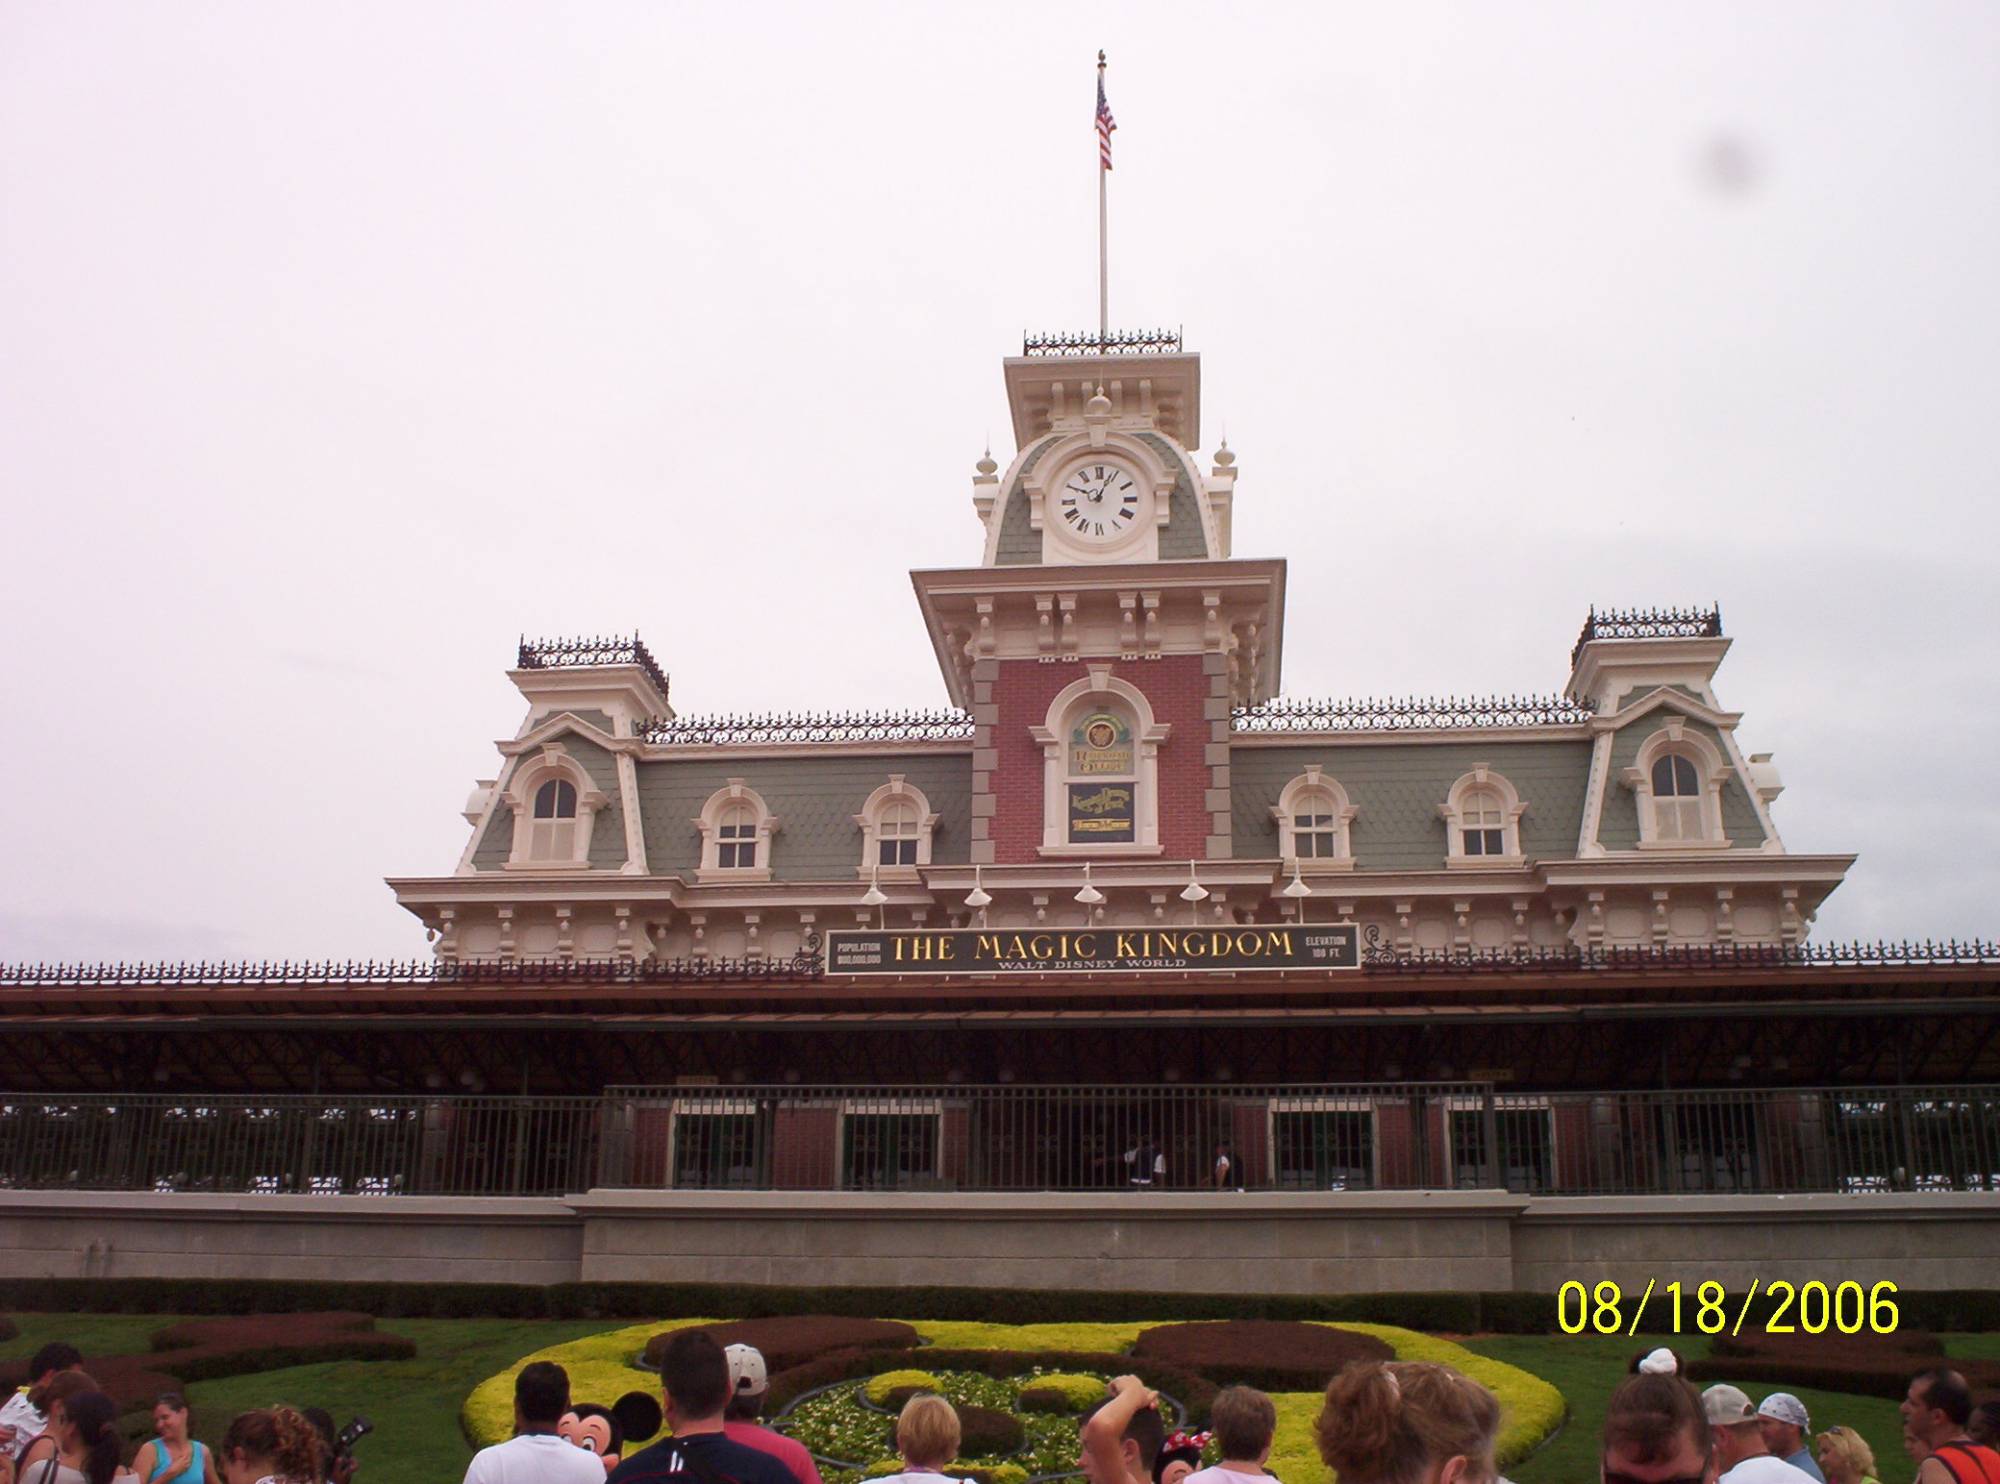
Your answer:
[2,4,1995,963]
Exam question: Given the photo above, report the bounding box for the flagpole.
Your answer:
[1097,50,1108,343]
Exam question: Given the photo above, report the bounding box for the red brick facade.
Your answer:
[988,655,1213,864]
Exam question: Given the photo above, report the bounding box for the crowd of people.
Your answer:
[5,1327,1999,1484]
[0,1343,358,1484]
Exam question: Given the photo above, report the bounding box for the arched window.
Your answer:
[1623,721,1731,848]
[1651,754,1703,841]
[500,744,609,871]
[1459,786,1507,857]
[1272,766,1357,869]
[854,776,940,878]
[530,779,578,860]
[715,803,759,868]
[696,780,780,882]
[1440,767,1528,867]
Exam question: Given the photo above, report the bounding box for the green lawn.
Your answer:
[7,1312,1989,1484]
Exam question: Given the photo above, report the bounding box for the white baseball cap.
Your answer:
[1701,1385,1758,1425]
[725,1343,768,1396]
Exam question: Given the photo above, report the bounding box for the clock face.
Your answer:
[1056,461,1141,542]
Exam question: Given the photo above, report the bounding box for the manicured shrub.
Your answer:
[0,1311,414,1411]
[1015,1373,1104,1413]
[1131,1320,1394,1391]
[863,1369,945,1408]
[953,1403,1026,1458]
[642,1317,918,1372]
[1689,1328,1997,1401]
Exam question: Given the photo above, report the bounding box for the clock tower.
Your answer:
[913,331,1285,875]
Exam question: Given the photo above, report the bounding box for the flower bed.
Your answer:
[782,1369,1104,1480]
[462,1318,1565,1477]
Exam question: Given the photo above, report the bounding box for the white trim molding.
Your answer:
[1271,765,1358,872]
[500,743,610,871]
[693,778,781,884]
[1439,765,1528,870]
[853,775,941,881]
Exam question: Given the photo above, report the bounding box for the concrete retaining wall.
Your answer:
[3,1189,1996,1292]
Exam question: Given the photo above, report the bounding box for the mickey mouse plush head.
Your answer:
[559,1391,664,1475]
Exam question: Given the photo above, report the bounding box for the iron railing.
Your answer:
[516,633,670,703]
[5,939,1995,991]
[2,1084,1994,1199]
[1572,605,1724,666]
[1022,328,1183,357]
[1232,694,1594,734]
[641,708,974,747]
[0,1095,605,1197]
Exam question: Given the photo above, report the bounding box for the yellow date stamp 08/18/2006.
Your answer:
[1556,1278,1903,1337]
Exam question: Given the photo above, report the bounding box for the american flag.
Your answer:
[1096,70,1117,171]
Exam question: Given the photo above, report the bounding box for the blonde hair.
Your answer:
[897,1394,961,1470]
[1816,1425,1878,1484]
[1314,1362,1500,1484]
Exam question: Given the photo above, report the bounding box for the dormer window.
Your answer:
[1459,786,1507,857]
[696,780,779,882]
[855,777,940,879]
[500,743,609,870]
[1440,767,1527,868]
[1272,766,1357,870]
[1651,754,1703,841]
[1623,722,1732,849]
[716,804,759,868]
[530,779,578,860]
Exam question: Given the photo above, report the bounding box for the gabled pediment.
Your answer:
[1590,685,1742,735]
[498,711,632,757]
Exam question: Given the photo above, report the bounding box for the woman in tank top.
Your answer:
[130,1396,217,1484]
[17,1390,121,1484]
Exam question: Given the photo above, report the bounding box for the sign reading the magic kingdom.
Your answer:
[824,924,1361,975]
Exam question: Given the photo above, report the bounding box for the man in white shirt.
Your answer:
[0,1343,82,1462]
[463,1361,604,1484]
[1702,1385,1815,1484]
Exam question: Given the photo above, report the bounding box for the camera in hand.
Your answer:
[334,1416,373,1457]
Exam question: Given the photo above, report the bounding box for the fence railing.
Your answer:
[1,1085,1994,1198]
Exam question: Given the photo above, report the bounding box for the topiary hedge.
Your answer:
[0,1312,415,1411]
[8,1277,1997,1333]
[1131,1320,1395,1391]
[862,1369,945,1408]
[953,1403,1026,1458]
[643,1316,919,1372]
[1688,1328,1998,1401]
[1015,1373,1104,1413]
